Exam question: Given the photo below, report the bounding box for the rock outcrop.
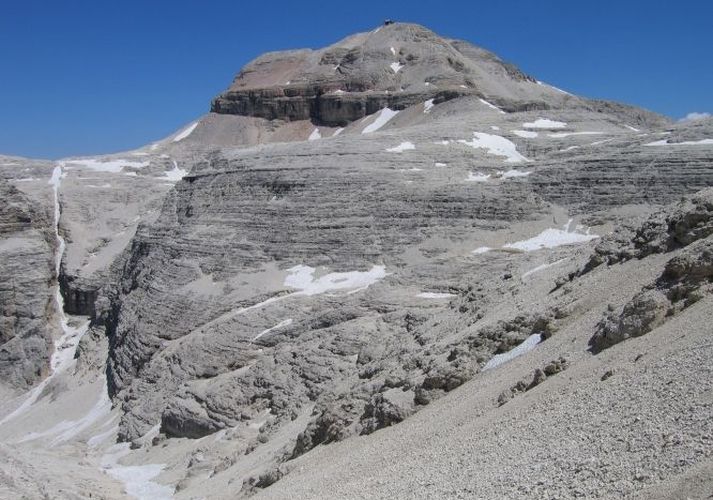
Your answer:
[0,178,56,390]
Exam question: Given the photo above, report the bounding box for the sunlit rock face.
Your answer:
[3,21,713,500]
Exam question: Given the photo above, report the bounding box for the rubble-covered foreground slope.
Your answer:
[0,22,712,500]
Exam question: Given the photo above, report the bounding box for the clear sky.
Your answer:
[1,0,711,159]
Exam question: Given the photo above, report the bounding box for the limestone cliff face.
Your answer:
[0,178,56,390]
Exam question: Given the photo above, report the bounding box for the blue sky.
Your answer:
[1,0,711,159]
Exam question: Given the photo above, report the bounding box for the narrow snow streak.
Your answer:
[522,258,567,279]
[362,108,399,134]
[252,319,293,342]
[482,334,542,371]
[308,128,321,141]
[1,165,91,427]
[479,98,505,114]
[548,131,602,138]
[173,121,199,142]
[416,292,456,299]
[386,142,415,153]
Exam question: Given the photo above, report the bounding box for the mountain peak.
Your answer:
[210,23,571,126]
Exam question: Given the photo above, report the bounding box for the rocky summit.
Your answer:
[1,22,712,500]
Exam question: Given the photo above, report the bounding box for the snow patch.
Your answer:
[416,292,456,299]
[523,118,567,129]
[466,172,490,182]
[390,62,404,73]
[362,108,399,134]
[161,160,187,182]
[472,247,492,254]
[624,124,640,132]
[548,131,603,138]
[458,132,528,163]
[504,219,598,252]
[64,158,149,174]
[386,141,415,153]
[308,128,321,141]
[434,162,447,167]
[423,99,435,114]
[284,265,386,296]
[390,47,396,56]
[102,444,173,500]
[173,121,199,142]
[512,130,538,138]
[491,126,501,131]
[332,127,344,137]
[481,334,542,371]
[498,169,532,178]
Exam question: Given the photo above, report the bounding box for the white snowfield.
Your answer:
[472,246,492,254]
[284,265,387,296]
[390,62,404,73]
[645,138,713,146]
[173,121,199,142]
[481,334,542,371]
[423,99,435,114]
[386,142,415,153]
[458,132,529,163]
[504,219,598,252]
[63,158,149,174]
[512,130,538,138]
[523,118,567,129]
[416,292,456,299]
[362,108,399,134]
[466,172,490,182]
[308,128,321,141]
[478,98,505,114]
